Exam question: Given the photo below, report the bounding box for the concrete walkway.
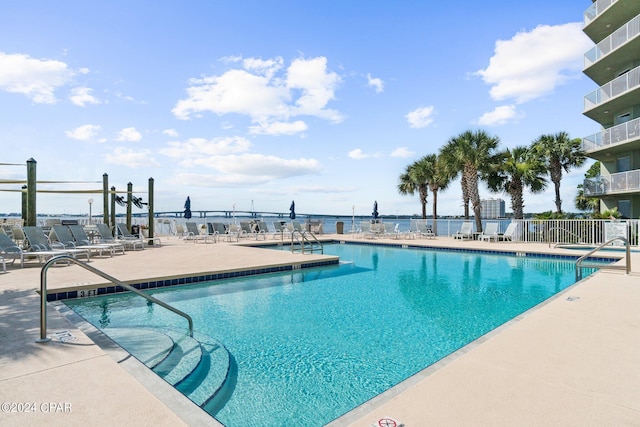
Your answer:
[1,235,638,426]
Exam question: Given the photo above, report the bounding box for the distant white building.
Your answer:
[481,198,505,219]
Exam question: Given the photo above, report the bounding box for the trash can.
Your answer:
[336,221,344,234]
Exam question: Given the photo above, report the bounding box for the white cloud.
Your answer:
[476,105,524,126]
[0,52,74,103]
[69,87,100,107]
[248,120,308,135]
[170,154,322,187]
[160,136,252,159]
[172,55,343,129]
[475,23,592,103]
[163,129,179,138]
[391,147,415,158]
[367,73,384,93]
[65,124,101,141]
[116,127,142,142]
[348,148,381,159]
[406,106,435,128]
[104,147,159,168]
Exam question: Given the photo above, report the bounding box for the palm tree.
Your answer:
[486,146,547,219]
[440,130,501,232]
[575,161,601,216]
[533,132,586,215]
[398,160,429,219]
[425,153,453,234]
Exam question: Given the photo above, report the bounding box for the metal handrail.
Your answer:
[546,227,583,248]
[290,230,323,254]
[37,255,193,342]
[575,237,631,281]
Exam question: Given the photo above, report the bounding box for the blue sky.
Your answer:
[0,1,597,218]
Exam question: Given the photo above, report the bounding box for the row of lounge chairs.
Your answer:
[453,221,517,242]
[178,220,311,243]
[0,222,160,269]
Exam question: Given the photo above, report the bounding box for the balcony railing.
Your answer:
[584,65,640,110]
[584,0,617,26]
[584,169,640,196]
[582,117,640,151]
[584,14,640,68]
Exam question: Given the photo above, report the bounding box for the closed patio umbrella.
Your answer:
[184,196,192,219]
[289,200,296,220]
[372,200,379,219]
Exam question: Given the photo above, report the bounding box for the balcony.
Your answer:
[583,65,640,123]
[584,0,640,43]
[584,169,640,196]
[582,117,640,154]
[583,14,640,84]
[584,0,617,27]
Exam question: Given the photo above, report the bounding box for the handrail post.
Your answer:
[37,255,194,343]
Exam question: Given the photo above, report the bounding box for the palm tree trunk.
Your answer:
[432,189,438,234]
[465,164,483,232]
[510,180,524,219]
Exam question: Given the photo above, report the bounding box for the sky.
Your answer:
[0,1,599,218]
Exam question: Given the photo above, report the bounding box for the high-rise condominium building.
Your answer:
[582,0,640,218]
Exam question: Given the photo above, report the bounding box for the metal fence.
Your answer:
[411,218,639,246]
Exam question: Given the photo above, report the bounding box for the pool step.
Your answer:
[177,335,231,408]
[103,327,233,414]
[152,330,202,386]
[104,328,174,367]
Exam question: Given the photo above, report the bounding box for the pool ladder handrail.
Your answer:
[37,254,194,343]
[575,236,631,281]
[546,226,583,248]
[290,230,323,254]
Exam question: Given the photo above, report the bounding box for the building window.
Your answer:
[616,156,631,172]
[617,200,631,219]
[617,112,631,125]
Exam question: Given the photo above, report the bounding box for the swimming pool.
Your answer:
[65,243,603,426]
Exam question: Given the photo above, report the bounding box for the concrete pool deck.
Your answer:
[0,234,638,426]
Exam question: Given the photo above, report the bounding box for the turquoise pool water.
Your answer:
[65,244,600,426]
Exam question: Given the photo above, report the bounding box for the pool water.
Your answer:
[65,244,600,426]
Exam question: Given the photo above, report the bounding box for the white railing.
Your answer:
[584,0,617,26]
[582,117,640,151]
[411,218,638,246]
[584,65,640,111]
[584,169,640,195]
[511,219,639,246]
[584,14,640,67]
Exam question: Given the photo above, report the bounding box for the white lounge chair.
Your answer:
[51,225,115,257]
[453,222,473,240]
[23,226,89,261]
[416,222,435,239]
[478,222,499,242]
[68,224,125,255]
[184,222,214,243]
[115,223,145,250]
[499,222,518,242]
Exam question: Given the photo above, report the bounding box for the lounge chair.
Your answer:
[22,226,89,261]
[478,222,499,242]
[114,223,145,250]
[416,222,435,239]
[453,222,473,240]
[272,221,290,241]
[359,221,377,239]
[240,221,266,240]
[382,222,398,239]
[499,222,518,242]
[256,221,276,239]
[184,222,214,243]
[68,224,125,255]
[51,225,114,257]
[0,233,28,268]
